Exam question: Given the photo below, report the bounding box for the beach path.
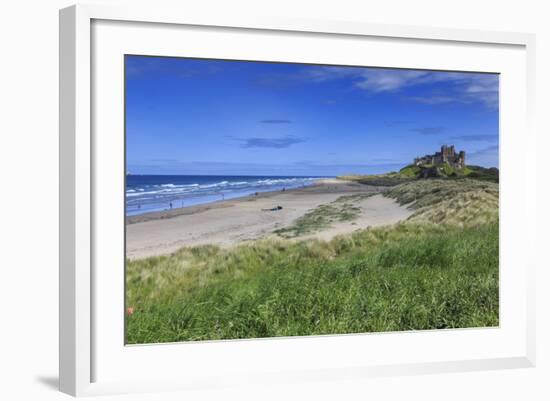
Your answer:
[126,180,413,260]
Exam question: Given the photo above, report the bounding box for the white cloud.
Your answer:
[304,66,428,92]
[303,66,499,108]
[355,69,428,92]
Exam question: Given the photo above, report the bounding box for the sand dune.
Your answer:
[126,179,413,260]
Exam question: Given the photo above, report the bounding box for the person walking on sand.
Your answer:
[169,202,173,209]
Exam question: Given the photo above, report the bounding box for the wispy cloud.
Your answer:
[402,74,498,109]
[301,66,499,109]
[354,69,428,92]
[236,136,305,149]
[410,126,446,135]
[260,119,292,124]
[450,134,498,142]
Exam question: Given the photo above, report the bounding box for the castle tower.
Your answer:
[458,150,466,168]
[441,145,448,162]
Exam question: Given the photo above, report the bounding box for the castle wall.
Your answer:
[414,145,465,168]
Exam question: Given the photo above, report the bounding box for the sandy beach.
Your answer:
[126,179,413,260]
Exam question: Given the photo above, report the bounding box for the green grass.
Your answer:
[399,165,422,178]
[126,179,499,344]
[126,225,498,343]
[339,164,499,186]
[274,193,373,238]
[338,173,412,186]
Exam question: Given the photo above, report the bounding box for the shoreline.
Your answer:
[126,176,327,219]
[127,178,351,224]
[126,179,413,260]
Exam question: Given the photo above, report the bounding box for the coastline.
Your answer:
[126,179,413,260]
[128,178,348,224]
[126,175,325,217]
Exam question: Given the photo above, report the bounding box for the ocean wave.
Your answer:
[160,183,199,188]
[126,177,322,201]
[128,178,319,196]
[126,177,324,215]
[256,178,313,185]
[200,181,229,189]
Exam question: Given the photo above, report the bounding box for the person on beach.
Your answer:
[262,205,283,212]
[169,202,172,209]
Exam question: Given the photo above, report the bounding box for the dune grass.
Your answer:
[384,179,498,226]
[126,228,498,342]
[339,173,412,186]
[273,193,374,238]
[126,179,499,344]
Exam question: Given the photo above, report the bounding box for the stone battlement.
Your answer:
[414,145,465,168]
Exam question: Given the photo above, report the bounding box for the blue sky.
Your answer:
[126,55,499,176]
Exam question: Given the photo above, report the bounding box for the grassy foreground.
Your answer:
[126,179,498,344]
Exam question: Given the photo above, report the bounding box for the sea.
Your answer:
[126,175,326,216]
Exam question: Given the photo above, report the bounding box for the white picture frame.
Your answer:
[59,4,536,397]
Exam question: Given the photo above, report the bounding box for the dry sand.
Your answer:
[126,179,413,260]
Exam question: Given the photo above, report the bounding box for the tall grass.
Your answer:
[274,193,374,238]
[126,221,498,343]
[384,179,498,226]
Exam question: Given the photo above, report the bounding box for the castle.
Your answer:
[414,145,466,168]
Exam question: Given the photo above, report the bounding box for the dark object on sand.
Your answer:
[262,205,283,212]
